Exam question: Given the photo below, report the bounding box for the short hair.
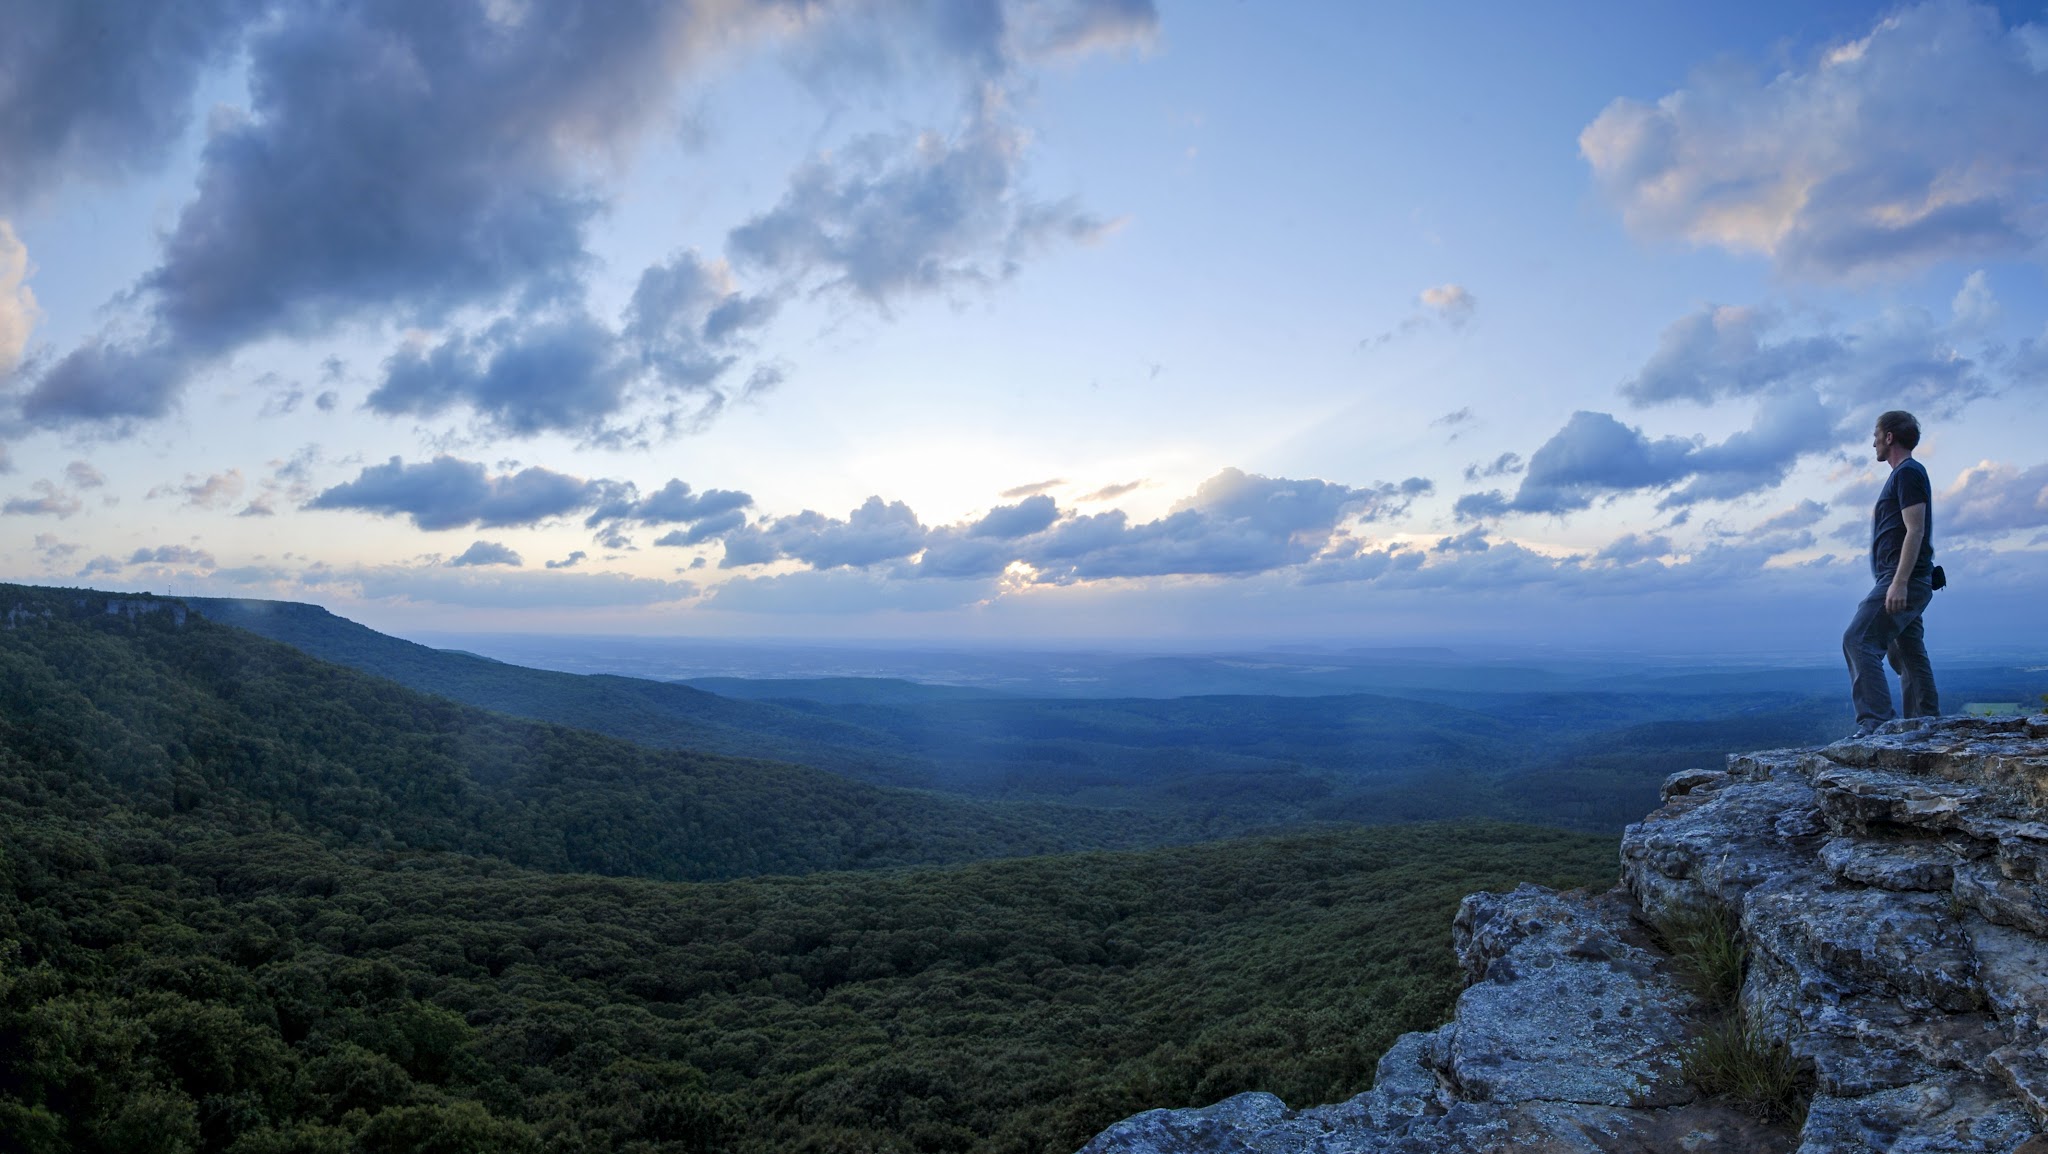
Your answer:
[1876,410,1920,451]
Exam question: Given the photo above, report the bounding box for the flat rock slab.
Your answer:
[1824,717,2048,812]
[1446,886,1693,1108]
[1798,1076,2038,1154]
[1743,887,1981,1015]
[1818,835,1957,891]
[1971,919,2048,1036]
[1622,773,1825,921]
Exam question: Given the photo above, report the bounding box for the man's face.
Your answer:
[1873,425,1891,461]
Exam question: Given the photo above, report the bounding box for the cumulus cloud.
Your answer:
[546,551,588,570]
[255,372,308,418]
[652,515,749,550]
[789,0,1156,99]
[1434,527,1491,554]
[1623,306,1842,406]
[0,0,263,205]
[0,221,38,372]
[1010,469,1430,582]
[2,480,81,518]
[368,314,637,438]
[150,4,765,348]
[1295,542,1424,586]
[309,456,609,531]
[2014,321,2048,385]
[1009,0,1159,60]
[1434,408,1475,428]
[1581,1,2048,278]
[1456,391,1835,518]
[1001,478,1065,498]
[148,469,244,509]
[13,0,727,424]
[10,0,1141,435]
[728,93,1114,306]
[448,540,522,568]
[1754,499,1829,533]
[1366,285,1479,347]
[32,533,77,562]
[365,253,779,439]
[76,555,124,578]
[1463,452,1523,482]
[624,252,778,387]
[579,477,757,550]
[1593,533,1672,565]
[1660,388,1837,506]
[240,444,326,515]
[131,545,216,569]
[629,479,755,525]
[64,461,106,489]
[968,494,1060,538]
[1419,284,1476,328]
[706,467,1431,585]
[18,339,195,427]
[721,496,930,569]
[1943,460,2048,537]
[1621,304,1988,415]
[1951,270,2001,332]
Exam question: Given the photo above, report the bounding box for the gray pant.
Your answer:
[1842,577,1938,727]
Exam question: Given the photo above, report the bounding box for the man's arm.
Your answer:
[1886,502,1926,613]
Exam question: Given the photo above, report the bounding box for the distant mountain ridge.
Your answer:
[2,584,1174,880]
[186,595,1538,832]
[182,593,1893,835]
[184,595,944,788]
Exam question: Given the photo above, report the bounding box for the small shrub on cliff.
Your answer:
[1651,905,1746,1010]
[1680,1016,1808,1125]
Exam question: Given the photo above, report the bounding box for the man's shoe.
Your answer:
[1851,720,1884,738]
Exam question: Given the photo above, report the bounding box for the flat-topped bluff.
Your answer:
[1079,714,2048,1154]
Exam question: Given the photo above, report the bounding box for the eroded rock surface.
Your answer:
[1078,715,2048,1154]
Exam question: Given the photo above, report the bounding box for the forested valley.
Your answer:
[1,584,1929,1152]
[187,595,1981,836]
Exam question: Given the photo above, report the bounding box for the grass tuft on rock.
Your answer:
[1680,1016,1809,1125]
[1652,904,1747,1011]
[1654,901,1811,1126]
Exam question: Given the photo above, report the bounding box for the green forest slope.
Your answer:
[0,813,1612,1154]
[180,597,944,788]
[0,586,1174,879]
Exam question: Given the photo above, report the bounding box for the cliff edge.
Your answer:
[1077,713,2048,1154]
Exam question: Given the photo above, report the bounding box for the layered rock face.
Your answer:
[1078,714,2048,1154]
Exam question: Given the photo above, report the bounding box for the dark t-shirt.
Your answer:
[1871,458,1934,582]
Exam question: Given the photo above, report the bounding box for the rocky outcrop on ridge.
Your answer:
[1078,714,2048,1154]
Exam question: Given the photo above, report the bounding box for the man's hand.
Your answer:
[1888,501,1927,614]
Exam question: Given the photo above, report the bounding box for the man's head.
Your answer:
[1874,410,1921,460]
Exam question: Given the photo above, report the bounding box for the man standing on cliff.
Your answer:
[1844,410,1940,735]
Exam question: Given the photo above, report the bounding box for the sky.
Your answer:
[2,0,2046,655]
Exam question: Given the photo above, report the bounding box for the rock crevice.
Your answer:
[1078,715,2048,1154]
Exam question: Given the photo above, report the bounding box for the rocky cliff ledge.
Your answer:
[1078,714,2048,1154]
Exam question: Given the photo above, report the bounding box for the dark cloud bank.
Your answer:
[1,0,1156,441]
